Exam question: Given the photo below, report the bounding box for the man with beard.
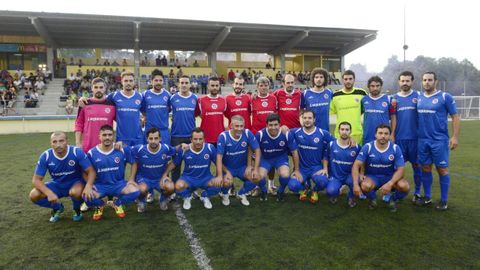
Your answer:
[361,76,396,144]
[197,77,226,145]
[225,76,251,130]
[330,70,367,145]
[141,69,171,145]
[274,74,301,129]
[301,68,333,131]
[29,131,95,222]
[352,124,410,212]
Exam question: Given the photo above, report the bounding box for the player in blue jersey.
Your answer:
[352,124,410,212]
[256,113,302,201]
[170,75,198,182]
[83,125,140,220]
[216,115,262,206]
[392,71,423,203]
[162,128,223,210]
[300,68,333,131]
[326,122,361,207]
[291,110,333,204]
[416,71,460,210]
[141,69,171,146]
[29,131,95,222]
[129,128,183,212]
[361,76,396,144]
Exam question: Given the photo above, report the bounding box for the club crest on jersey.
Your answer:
[105,108,111,113]
[114,157,121,163]
[135,99,141,105]
[163,96,168,101]
[350,151,357,157]
[192,99,196,105]
[211,103,218,109]
[286,98,292,105]
[235,100,242,106]
[313,137,320,143]
[432,98,438,104]
[241,141,247,147]
[162,154,167,160]
[412,98,417,103]
[204,154,210,160]
[324,93,329,99]
[261,101,268,107]
[382,102,388,107]
[279,141,285,146]
[388,154,394,161]
[68,160,76,166]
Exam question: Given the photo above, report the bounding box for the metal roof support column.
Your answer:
[280,54,286,74]
[208,52,217,75]
[46,47,55,78]
[133,21,141,85]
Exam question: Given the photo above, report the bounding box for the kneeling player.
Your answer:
[162,128,223,210]
[83,125,140,220]
[326,122,361,207]
[29,131,95,222]
[216,115,262,206]
[352,124,410,212]
[130,128,178,212]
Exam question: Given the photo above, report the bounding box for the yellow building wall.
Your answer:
[66,65,213,78]
[0,35,45,44]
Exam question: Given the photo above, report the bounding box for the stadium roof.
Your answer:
[0,10,377,56]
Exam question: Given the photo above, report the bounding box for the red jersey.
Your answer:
[274,89,301,129]
[198,95,227,143]
[251,93,277,134]
[225,93,251,130]
[75,98,116,152]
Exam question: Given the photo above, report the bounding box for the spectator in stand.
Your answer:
[228,69,235,82]
[94,59,100,66]
[161,55,168,66]
[65,94,75,115]
[103,59,111,66]
[34,78,46,95]
[78,59,84,67]
[156,56,161,66]
[112,60,120,66]
[141,56,149,66]
[69,58,75,65]
[122,59,128,66]
[193,60,199,67]
[79,78,90,93]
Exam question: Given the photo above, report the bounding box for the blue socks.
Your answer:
[238,181,256,196]
[413,166,422,195]
[115,191,140,206]
[278,176,290,194]
[421,171,433,199]
[439,174,450,203]
[34,198,63,210]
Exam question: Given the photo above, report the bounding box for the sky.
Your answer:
[6,0,479,72]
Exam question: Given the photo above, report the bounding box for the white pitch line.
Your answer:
[174,203,213,270]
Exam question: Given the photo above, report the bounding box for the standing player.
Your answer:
[326,122,361,207]
[83,125,140,220]
[392,71,423,202]
[29,131,95,222]
[197,77,226,145]
[301,68,333,131]
[291,110,333,204]
[416,71,460,210]
[225,76,251,130]
[256,113,302,201]
[170,75,198,182]
[330,70,367,145]
[129,128,178,212]
[361,75,396,144]
[274,74,301,129]
[216,115,262,206]
[141,69,171,145]
[162,128,223,210]
[352,124,410,212]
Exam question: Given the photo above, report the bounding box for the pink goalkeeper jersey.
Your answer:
[75,98,116,152]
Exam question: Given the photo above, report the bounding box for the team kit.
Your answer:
[29,68,460,222]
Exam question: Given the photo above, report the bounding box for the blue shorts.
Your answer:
[136,177,161,192]
[46,179,84,198]
[300,165,324,182]
[180,175,214,190]
[366,174,392,189]
[396,139,418,164]
[226,165,248,181]
[94,181,128,198]
[260,155,289,172]
[329,174,353,185]
[418,139,449,167]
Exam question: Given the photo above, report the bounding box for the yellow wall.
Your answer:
[0,35,44,44]
[0,119,76,134]
[66,65,213,78]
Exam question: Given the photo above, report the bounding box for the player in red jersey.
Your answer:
[197,77,226,145]
[225,77,252,130]
[251,77,277,134]
[274,74,301,129]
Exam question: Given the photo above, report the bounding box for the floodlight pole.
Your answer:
[403,5,408,66]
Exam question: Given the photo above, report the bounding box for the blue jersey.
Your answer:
[255,128,298,160]
[35,146,92,184]
[133,144,176,180]
[174,143,216,180]
[356,141,404,176]
[327,140,361,180]
[217,129,259,169]
[393,90,420,140]
[300,88,333,131]
[170,93,198,137]
[88,146,133,185]
[417,91,457,141]
[141,89,171,131]
[361,94,393,144]
[108,91,143,142]
[292,127,333,169]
